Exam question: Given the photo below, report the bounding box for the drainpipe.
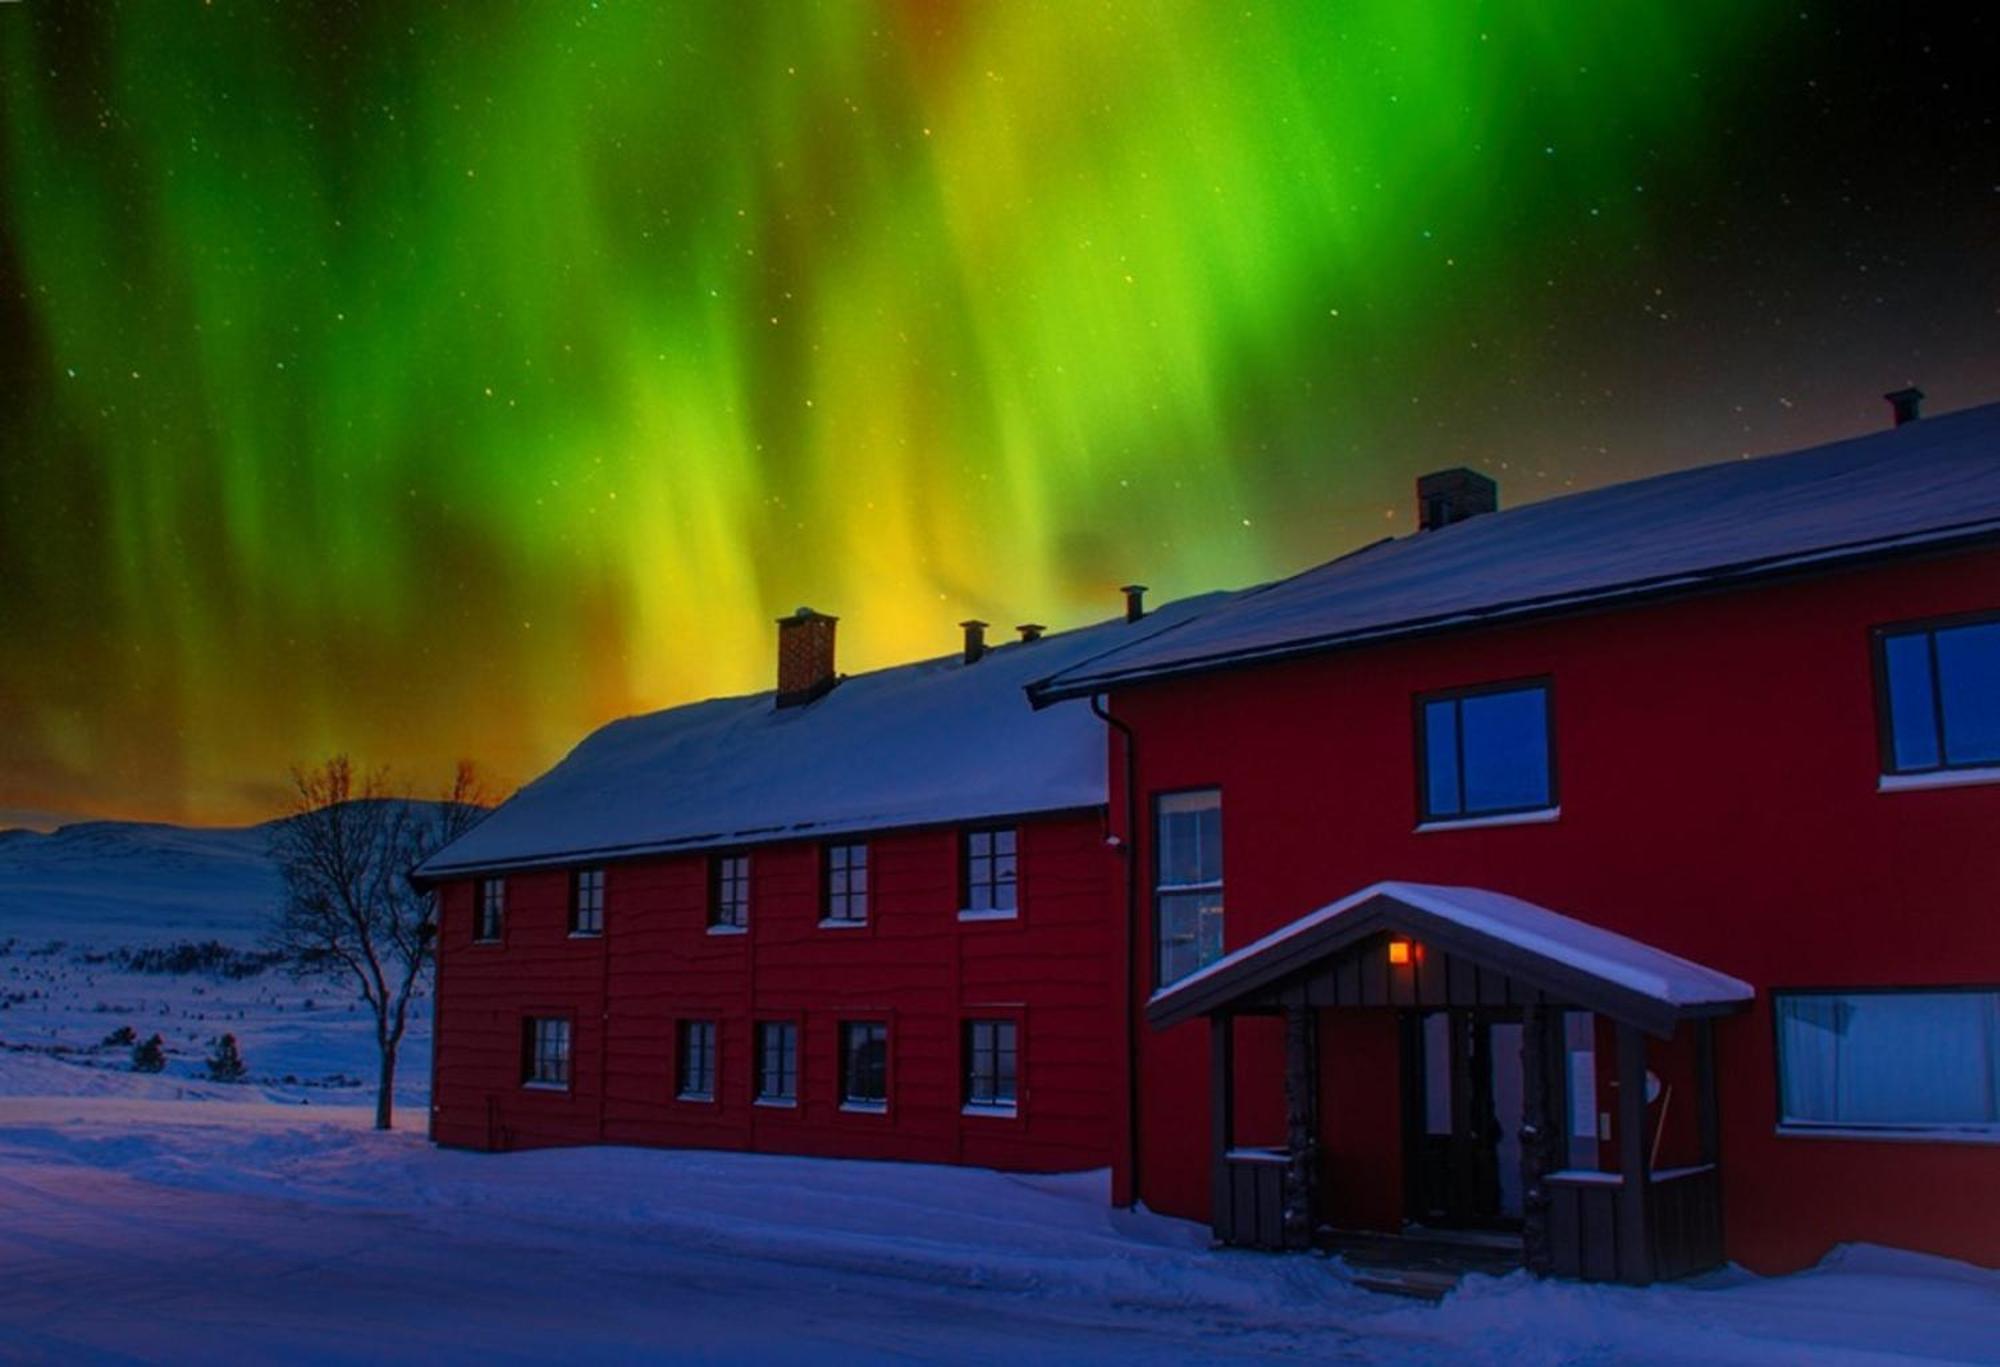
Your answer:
[1091,692,1144,1208]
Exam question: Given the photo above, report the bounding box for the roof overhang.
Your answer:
[1147,881,1754,1039]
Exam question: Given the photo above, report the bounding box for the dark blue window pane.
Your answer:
[1882,633,1941,771]
[1936,622,2000,766]
[1459,687,1551,813]
[1423,701,1461,817]
[1156,791,1221,884]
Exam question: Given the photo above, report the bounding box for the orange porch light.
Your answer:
[1388,939,1413,966]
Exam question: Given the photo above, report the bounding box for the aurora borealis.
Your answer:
[3,4,1995,827]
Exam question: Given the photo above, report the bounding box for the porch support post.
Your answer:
[1519,1003,1559,1276]
[1615,1022,1654,1285]
[1695,1018,1720,1166]
[1281,1003,1318,1249]
[1210,1013,1235,1244]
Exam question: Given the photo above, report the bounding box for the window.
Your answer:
[1776,989,2000,1135]
[1877,616,2000,775]
[823,843,868,924]
[961,827,1018,917]
[1419,682,1555,821]
[1154,790,1223,987]
[522,1017,570,1088]
[570,868,605,936]
[963,1019,1018,1110]
[840,1021,889,1109]
[755,1021,798,1104]
[709,854,750,930]
[476,878,506,942]
[677,1020,717,1101]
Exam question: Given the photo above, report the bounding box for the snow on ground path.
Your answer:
[1,1096,1995,1366]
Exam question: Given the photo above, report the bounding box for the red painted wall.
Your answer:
[1109,546,2000,1273]
[433,811,1119,1174]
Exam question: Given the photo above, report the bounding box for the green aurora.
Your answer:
[2,3,1983,823]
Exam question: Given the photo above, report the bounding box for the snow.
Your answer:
[1034,400,2000,699]
[416,593,1230,880]
[0,818,428,1109]
[1152,881,1754,1014]
[2,1090,1997,1364]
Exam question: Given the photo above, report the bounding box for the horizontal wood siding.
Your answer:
[432,810,1117,1174]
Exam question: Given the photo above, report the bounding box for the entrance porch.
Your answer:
[1150,881,1753,1286]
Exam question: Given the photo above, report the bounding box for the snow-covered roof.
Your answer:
[1033,401,2000,701]
[414,594,1228,880]
[1148,881,1753,1036]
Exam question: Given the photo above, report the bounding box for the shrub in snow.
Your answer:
[102,1024,137,1047]
[131,1034,167,1073]
[206,1033,247,1083]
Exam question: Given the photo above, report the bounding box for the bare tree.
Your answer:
[268,756,485,1130]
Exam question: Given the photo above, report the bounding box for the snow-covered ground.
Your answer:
[0,819,428,1106]
[2,820,1996,1364]
[2,1093,1997,1365]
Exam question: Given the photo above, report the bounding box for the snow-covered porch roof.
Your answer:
[1147,881,1754,1038]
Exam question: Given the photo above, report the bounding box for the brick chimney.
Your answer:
[959,619,989,665]
[1416,468,1499,531]
[1120,584,1147,623]
[1884,386,1924,427]
[775,607,838,708]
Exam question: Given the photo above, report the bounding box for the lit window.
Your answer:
[962,827,1018,916]
[823,843,868,924]
[1877,616,2000,774]
[677,1020,716,1101]
[840,1021,888,1108]
[476,878,506,942]
[1154,790,1223,986]
[1419,682,1555,820]
[710,854,750,929]
[1777,989,2000,1134]
[571,868,605,936]
[755,1021,798,1104]
[522,1017,570,1088]
[964,1019,1018,1110]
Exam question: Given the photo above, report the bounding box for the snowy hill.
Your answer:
[0,815,431,1107]
[0,819,282,947]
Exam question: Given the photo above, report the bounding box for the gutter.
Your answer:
[1090,692,1144,1210]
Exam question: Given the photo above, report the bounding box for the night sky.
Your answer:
[2,3,1994,827]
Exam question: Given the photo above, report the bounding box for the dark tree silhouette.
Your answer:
[131,1033,166,1073]
[267,757,485,1130]
[206,1033,248,1083]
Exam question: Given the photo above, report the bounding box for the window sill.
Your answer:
[1416,805,1560,834]
[521,1081,569,1093]
[962,1102,1018,1119]
[839,1100,888,1115]
[753,1097,798,1110]
[705,924,748,937]
[957,908,1019,923]
[817,918,869,930]
[1878,766,2000,794]
[1777,1123,2000,1147]
[471,938,504,947]
[567,931,602,940]
[676,1092,715,1104]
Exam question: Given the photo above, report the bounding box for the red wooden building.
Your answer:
[1029,394,2000,1281]
[420,393,1998,1285]
[414,594,1214,1174]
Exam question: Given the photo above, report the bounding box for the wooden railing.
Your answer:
[1215,1148,1289,1250]
[1545,1163,1722,1284]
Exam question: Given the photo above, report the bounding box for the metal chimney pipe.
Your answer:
[959,619,989,664]
[1884,386,1924,427]
[1120,584,1147,623]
